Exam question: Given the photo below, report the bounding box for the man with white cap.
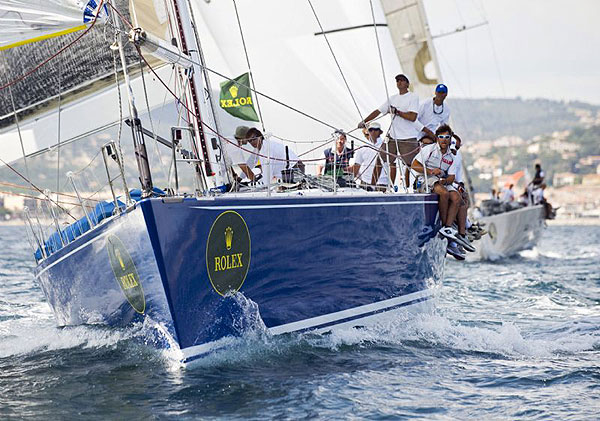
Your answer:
[350,122,389,190]
[414,84,451,144]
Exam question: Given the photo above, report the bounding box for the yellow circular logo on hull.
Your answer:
[106,234,146,314]
[206,211,251,296]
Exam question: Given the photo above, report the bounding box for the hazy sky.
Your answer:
[423,0,600,104]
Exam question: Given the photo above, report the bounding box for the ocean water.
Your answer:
[0,224,598,420]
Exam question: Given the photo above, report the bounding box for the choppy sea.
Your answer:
[0,224,598,420]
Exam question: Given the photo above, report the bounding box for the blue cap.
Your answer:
[436,83,448,93]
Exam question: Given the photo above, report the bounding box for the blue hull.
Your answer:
[35,193,445,362]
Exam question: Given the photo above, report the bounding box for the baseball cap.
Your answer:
[367,122,382,131]
[395,74,409,83]
[234,125,250,139]
[435,83,448,93]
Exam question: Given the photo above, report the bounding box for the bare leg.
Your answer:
[389,163,396,186]
[446,191,460,227]
[433,184,449,223]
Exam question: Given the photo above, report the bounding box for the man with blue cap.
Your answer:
[414,83,451,144]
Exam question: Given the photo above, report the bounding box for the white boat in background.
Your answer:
[467,205,545,261]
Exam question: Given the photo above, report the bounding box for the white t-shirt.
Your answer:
[451,150,463,183]
[352,136,389,186]
[249,137,299,180]
[224,138,253,166]
[501,187,515,202]
[378,92,419,140]
[414,97,451,139]
[413,142,458,178]
[531,187,544,204]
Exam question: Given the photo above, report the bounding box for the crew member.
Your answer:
[414,84,451,144]
[316,130,353,177]
[411,124,470,259]
[243,128,304,181]
[359,74,419,187]
[350,122,389,190]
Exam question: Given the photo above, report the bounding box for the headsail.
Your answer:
[379,0,440,98]
[0,0,109,51]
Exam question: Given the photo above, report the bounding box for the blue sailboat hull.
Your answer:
[35,193,446,362]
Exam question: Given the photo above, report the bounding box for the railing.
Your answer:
[24,140,130,263]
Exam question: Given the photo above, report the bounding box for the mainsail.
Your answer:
[379,0,440,98]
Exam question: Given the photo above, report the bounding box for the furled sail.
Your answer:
[379,0,440,98]
[0,0,109,51]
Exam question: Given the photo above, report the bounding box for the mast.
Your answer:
[171,0,229,191]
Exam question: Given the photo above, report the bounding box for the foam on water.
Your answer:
[0,225,598,419]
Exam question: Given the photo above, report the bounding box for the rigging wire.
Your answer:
[0,180,101,203]
[0,156,76,220]
[232,0,265,131]
[139,56,169,183]
[0,0,105,92]
[306,0,364,123]
[369,0,395,191]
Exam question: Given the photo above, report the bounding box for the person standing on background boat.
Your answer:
[527,163,545,202]
[316,130,353,176]
[359,74,419,188]
[414,84,451,145]
[532,163,545,186]
[350,122,389,190]
[501,184,515,202]
[243,128,304,181]
[411,124,471,260]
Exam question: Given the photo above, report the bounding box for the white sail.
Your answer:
[379,0,440,98]
[0,0,108,51]
[189,0,404,159]
[128,0,170,41]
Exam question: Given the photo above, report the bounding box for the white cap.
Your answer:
[367,122,382,131]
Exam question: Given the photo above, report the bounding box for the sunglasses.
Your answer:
[437,135,451,139]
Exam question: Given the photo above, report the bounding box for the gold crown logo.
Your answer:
[115,249,126,270]
[225,226,234,250]
[229,85,238,98]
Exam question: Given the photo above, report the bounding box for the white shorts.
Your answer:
[417,175,457,192]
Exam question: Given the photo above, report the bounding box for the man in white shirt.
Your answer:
[411,124,473,259]
[224,125,255,181]
[500,184,515,202]
[243,127,303,182]
[414,84,451,144]
[359,74,419,188]
[350,122,389,190]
